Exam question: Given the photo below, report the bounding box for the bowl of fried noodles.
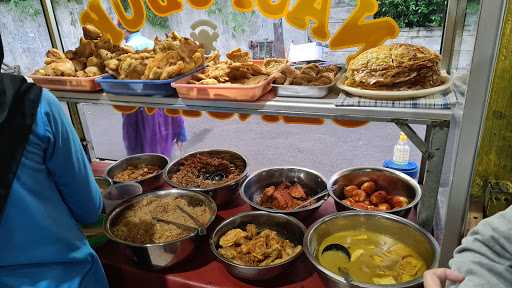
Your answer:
[104,189,217,269]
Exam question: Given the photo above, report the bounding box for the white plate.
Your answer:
[337,72,452,101]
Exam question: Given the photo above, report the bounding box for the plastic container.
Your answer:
[30,74,103,91]
[393,132,411,164]
[172,75,274,101]
[96,67,204,96]
[102,182,143,213]
[383,160,419,179]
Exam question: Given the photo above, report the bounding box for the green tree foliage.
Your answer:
[207,0,256,37]
[120,0,169,30]
[1,0,41,18]
[375,0,447,28]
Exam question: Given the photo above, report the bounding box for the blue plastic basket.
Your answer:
[96,67,204,96]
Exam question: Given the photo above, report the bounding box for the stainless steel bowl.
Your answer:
[106,153,169,192]
[95,176,113,194]
[210,211,306,280]
[240,167,328,219]
[304,212,440,288]
[328,167,421,217]
[104,189,217,269]
[164,149,248,207]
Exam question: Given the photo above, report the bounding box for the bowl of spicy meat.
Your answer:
[106,153,169,192]
[164,149,248,207]
[240,167,328,219]
[328,167,421,218]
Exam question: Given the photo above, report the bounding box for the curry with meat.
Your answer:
[218,224,302,266]
[259,182,312,210]
[318,230,426,285]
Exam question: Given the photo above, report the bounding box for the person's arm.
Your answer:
[448,207,512,288]
[42,91,102,225]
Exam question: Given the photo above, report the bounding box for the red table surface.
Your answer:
[92,162,417,288]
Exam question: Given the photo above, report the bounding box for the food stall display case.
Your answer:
[28,0,510,284]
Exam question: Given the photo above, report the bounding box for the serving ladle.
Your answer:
[203,171,226,182]
[321,243,352,283]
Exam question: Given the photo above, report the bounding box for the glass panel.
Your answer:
[455,0,480,72]
[0,0,52,75]
[80,103,423,178]
[50,1,439,165]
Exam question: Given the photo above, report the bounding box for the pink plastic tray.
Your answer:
[172,75,274,102]
[30,74,104,91]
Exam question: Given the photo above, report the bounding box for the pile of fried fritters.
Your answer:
[188,48,286,85]
[218,224,302,266]
[273,63,339,86]
[104,32,205,80]
[34,25,132,77]
[344,43,444,91]
[34,26,205,81]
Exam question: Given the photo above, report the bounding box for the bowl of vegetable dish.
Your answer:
[106,153,169,192]
[328,167,421,218]
[210,211,306,280]
[240,167,328,219]
[304,211,439,288]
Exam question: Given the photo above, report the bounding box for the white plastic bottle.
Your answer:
[393,132,410,165]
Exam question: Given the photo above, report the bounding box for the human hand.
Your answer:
[424,268,465,288]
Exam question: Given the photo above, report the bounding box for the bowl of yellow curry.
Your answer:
[304,211,439,288]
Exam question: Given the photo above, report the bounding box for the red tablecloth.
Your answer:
[92,162,417,288]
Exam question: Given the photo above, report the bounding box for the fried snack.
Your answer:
[34,26,131,77]
[106,32,205,80]
[189,48,270,85]
[218,224,302,266]
[344,43,443,91]
[263,58,288,74]
[226,48,251,63]
[272,64,339,86]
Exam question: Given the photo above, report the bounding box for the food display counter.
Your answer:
[56,90,451,234]
[27,0,510,285]
[91,162,418,288]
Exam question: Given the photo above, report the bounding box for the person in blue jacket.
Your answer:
[119,25,188,159]
[0,34,108,287]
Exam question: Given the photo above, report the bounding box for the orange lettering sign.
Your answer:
[146,0,182,17]
[285,0,331,41]
[329,0,399,62]
[232,0,253,12]
[111,0,146,32]
[256,0,289,19]
[188,0,214,9]
[80,0,124,45]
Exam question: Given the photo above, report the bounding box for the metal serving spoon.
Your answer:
[176,205,207,236]
[152,217,200,234]
[293,190,329,210]
[203,171,226,182]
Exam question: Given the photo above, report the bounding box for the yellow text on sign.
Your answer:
[81,0,399,54]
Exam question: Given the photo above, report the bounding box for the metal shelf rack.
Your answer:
[54,91,452,235]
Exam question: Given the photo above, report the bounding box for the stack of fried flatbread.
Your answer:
[344,43,444,91]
